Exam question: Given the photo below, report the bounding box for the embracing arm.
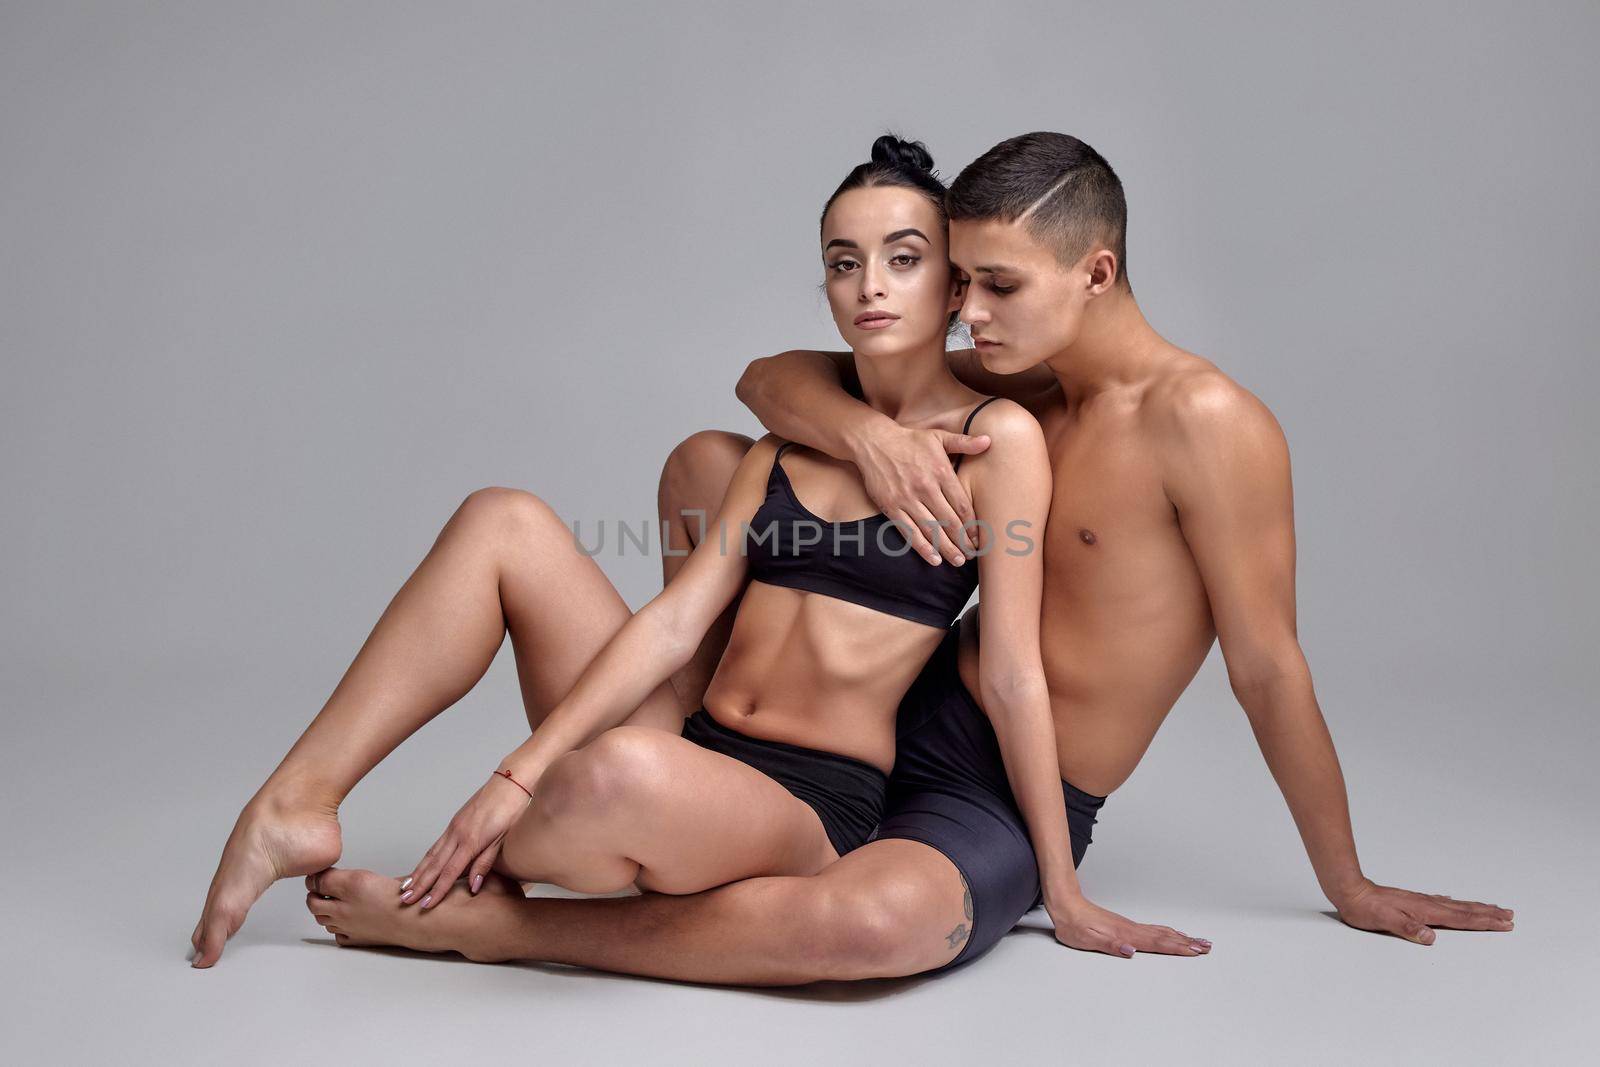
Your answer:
[1165,373,1513,942]
[734,346,1053,456]
[737,348,1038,565]
[498,437,783,789]
[735,349,867,461]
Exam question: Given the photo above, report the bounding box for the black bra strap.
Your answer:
[769,441,794,480]
[952,396,1000,471]
[962,395,1001,435]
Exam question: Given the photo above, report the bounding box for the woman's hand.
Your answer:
[852,422,990,565]
[398,773,532,910]
[1050,896,1212,958]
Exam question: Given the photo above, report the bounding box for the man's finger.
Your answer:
[191,904,240,968]
[1391,911,1436,945]
[887,509,940,566]
[941,431,991,459]
[923,492,971,564]
[906,506,951,566]
[1415,899,1513,931]
[1432,894,1514,921]
[932,464,979,556]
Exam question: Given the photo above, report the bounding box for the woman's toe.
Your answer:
[313,867,367,898]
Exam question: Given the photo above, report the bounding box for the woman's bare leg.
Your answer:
[193,485,684,967]
[301,429,982,984]
[493,725,839,894]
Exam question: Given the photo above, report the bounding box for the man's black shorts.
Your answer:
[871,620,1107,968]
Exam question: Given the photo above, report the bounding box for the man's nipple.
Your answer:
[1078,528,1098,546]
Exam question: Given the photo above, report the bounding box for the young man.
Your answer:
[300,132,1511,981]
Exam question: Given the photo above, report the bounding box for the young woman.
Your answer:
[192,136,1072,967]
[365,134,1077,914]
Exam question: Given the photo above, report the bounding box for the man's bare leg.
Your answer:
[307,838,972,985]
[191,479,713,967]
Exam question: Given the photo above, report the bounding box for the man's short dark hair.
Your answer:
[947,132,1130,288]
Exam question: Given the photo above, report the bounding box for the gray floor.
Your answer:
[6,652,1592,1065]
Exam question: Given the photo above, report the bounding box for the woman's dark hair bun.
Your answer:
[820,132,947,238]
[870,134,936,176]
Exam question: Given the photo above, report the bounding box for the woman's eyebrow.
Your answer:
[824,228,930,252]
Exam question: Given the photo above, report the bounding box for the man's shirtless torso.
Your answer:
[954,349,1225,795]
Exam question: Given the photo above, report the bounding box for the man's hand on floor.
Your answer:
[1333,879,1514,944]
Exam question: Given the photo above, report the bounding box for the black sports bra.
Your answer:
[744,397,1001,629]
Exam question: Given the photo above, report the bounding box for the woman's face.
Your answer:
[820,186,960,357]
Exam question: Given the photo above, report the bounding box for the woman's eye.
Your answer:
[829,260,858,273]
[890,254,919,267]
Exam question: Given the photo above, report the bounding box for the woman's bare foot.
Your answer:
[190,784,344,968]
[304,867,525,963]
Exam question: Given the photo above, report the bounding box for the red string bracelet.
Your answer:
[493,768,533,799]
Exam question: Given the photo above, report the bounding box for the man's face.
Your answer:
[949,217,1089,374]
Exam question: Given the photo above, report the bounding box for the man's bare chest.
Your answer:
[1037,405,1190,583]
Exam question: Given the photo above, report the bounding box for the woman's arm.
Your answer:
[969,405,1211,958]
[497,436,785,789]
[963,401,1084,914]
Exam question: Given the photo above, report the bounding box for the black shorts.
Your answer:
[680,708,888,857]
[871,622,1107,968]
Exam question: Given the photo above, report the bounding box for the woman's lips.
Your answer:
[854,312,900,329]
[973,337,1000,349]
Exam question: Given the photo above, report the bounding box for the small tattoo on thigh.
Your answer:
[941,869,973,953]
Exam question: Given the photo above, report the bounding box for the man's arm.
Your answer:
[1162,371,1514,944]
[942,345,1058,409]
[735,347,1048,564]
[734,347,1055,452]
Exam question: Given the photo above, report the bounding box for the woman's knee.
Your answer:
[658,430,755,522]
[453,486,563,543]
[536,727,666,824]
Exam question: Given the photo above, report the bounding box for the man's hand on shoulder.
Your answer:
[853,417,992,566]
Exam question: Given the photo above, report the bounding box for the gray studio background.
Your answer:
[3,1,1595,1063]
